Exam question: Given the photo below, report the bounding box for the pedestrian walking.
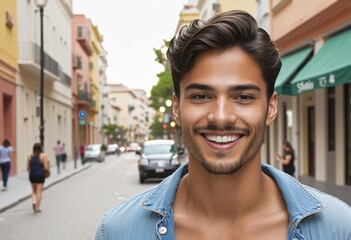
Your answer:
[61,142,67,169]
[79,143,85,165]
[54,140,62,174]
[275,140,295,177]
[0,139,13,191]
[96,10,351,240]
[27,143,49,213]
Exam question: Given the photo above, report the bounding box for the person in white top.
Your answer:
[0,139,14,191]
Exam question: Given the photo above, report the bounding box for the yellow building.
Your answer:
[176,2,199,33]
[89,25,103,143]
[0,1,17,175]
[197,0,256,20]
[177,0,257,34]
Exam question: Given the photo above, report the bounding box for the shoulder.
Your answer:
[39,153,48,162]
[285,149,294,155]
[300,186,351,238]
[96,188,159,239]
[305,185,351,215]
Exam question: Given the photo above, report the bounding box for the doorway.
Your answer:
[345,84,351,185]
[307,106,315,177]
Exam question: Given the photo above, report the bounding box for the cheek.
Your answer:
[181,104,208,125]
[234,105,268,122]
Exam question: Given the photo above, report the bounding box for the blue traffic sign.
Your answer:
[79,110,87,119]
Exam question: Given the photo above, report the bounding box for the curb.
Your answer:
[0,164,91,214]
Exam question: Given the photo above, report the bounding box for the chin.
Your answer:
[201,155,245,175]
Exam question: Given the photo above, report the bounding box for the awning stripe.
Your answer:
[291,28,351,94]
[275,47,313,95]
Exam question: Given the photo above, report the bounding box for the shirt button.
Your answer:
[158,226,167,235]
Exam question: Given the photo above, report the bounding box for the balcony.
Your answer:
[90,99,98,113]
[18,42,60,82]
[72,54,82,70]
[59,69,71,86]
[77,26,93,56]
[77,90,93,107]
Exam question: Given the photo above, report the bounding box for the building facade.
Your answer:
[105,84,154,145]
[16,0,73,172]
[0,0,17,176]
[268,0,351,203]
[197,0,256,20]
[72,14,93,147]
[98,45,109,144]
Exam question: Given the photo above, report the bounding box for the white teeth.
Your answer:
[207,135,238,143]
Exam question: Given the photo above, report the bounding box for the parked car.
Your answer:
[84,144,105,162]
[137,139,184,183]
[126,142,141,152]
[107,144,118,154]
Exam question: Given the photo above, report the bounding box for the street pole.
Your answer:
[39,6,45,147]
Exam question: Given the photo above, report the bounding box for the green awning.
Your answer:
[291,28,351,94]
[275,47,312,95]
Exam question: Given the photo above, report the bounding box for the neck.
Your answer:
[176,157,271,220]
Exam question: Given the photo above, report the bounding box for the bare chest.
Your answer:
[174,213,289,240]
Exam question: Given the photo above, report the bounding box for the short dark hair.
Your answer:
[167,10,281,100]
[2,139,11,148]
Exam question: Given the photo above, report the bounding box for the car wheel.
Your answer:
[139,175,145,184]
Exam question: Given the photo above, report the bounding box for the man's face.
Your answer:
[173,47,277,174]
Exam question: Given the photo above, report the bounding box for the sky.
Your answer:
[73,0,188,96]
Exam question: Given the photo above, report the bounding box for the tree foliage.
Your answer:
[149,40,173,110]
[149,115,164,139]
[102,124,128,144]
[148,40,175,139]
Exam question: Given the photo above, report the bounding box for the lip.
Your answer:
[200,131,244,152]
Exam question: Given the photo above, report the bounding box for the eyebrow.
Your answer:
[184,83,261,92]
[185,83,214,91]
[229,84,261,92]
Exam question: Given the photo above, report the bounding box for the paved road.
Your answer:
[0,152,157,240]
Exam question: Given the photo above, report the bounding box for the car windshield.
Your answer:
[143,144,177,155]
[87,145,99,151]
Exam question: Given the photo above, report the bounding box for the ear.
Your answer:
[266,92,278,126]
[172,93,181,126]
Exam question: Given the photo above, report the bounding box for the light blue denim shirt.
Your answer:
[96,163,351,240]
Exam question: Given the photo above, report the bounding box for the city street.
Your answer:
[0,152,157,240]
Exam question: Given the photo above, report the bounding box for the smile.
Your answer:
[205,135,240,143]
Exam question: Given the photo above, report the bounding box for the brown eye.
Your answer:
[236,94,254,103]
[239,95,252,100]
[192,94,209,100]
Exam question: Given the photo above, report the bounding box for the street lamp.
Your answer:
[165,99,172,107]
[35,0,48,147]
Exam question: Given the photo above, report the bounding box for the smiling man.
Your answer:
[96,10,351,240]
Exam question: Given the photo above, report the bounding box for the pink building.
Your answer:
[72,15,94,149]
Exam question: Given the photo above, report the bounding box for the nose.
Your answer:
[207,97,236,126]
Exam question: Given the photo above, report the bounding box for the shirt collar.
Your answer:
[140,162,326,226]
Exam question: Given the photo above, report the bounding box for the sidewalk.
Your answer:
[0,159,91,213]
